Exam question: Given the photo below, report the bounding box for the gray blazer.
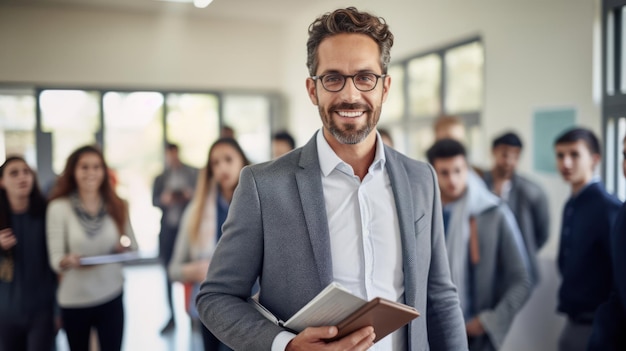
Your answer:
[196,135,468,350]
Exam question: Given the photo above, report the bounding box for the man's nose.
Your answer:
[338,77,361,102]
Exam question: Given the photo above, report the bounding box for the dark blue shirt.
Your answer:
[557,182,622,321]
[0,212,57,322]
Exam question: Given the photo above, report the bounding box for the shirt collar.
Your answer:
[316,129,386,177]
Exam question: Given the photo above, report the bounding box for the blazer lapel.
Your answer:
[295,135,333,286]
[385,149,418,307]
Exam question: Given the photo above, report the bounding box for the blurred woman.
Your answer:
[169,138,249,351]
[0,156,57,351]
[46,145,138,351]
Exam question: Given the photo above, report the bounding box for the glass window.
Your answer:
[40,90,100,175]
[607,10,616,95]
[382,65,405,123]
[445,41,484,114]
[103,91,164,256]
[166,93,220,169]
[0,92,36,165]
[618,117,626,200]
[408,54,441,117]
[407,126,435,162]
[223,95,271,164]
[606,118,616,194]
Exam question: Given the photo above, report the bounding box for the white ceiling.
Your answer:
[0,0,345,24]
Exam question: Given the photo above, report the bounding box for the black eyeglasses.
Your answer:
[311,73,386,92]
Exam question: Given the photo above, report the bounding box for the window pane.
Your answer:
[40,90,100,174]
[445,41,484,114]
[408,54,441,117]
[166,93,220,169]
[606,118,616,194]
[621,7,626,93]
[223,95,271,164]
[407,126,435,161]
[103,91,164,257]
[382,65,405,123]
[607,10,615,96]
[618,117,626,201]
[0,93,36,165]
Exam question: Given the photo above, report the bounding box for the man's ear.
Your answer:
[592,153,601,168]
[306,78,319,106]
[381,74,391,103]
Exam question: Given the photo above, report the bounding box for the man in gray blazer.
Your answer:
[196,7,468,351]
[483,132,550,283]
[427,139,531,351]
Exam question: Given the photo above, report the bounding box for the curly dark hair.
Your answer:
[306,7,394,76]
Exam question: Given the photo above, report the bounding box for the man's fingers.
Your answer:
[300,326,338,340]
[330,326,375,351]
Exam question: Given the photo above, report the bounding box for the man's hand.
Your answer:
[160,191,173,206]
[465,317,485,336]
[286,326,375,351]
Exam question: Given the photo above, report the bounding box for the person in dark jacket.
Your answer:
[152,143,198,333]
[588,135,626,350]
[553,128,622,351]
[0,156,57,351]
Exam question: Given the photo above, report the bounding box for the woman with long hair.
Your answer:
[169,138,249,351]
[46,145,138,351]
[0,156,57,351]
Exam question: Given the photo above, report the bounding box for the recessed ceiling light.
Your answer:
[193,0,213,8]
[155,0,215,8]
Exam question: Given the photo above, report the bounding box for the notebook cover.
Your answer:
[326,297,420,343]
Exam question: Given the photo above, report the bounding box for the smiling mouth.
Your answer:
[336,111,364,118]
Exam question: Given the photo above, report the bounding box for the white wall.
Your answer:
[0,5,284,90]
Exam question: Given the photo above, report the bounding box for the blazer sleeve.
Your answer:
[478,206,532,349]
[529,183,550,250]
[425,165,469,351]
[195,167,285,350]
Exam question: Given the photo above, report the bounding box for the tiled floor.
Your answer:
[56,264,204,351]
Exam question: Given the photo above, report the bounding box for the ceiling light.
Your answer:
[193,0,213,8]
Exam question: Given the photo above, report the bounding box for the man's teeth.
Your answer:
[337,111,364,117]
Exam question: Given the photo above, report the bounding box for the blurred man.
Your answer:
[588,135,626,350]
[271,130,296,159]
[553,128,621,351]
[483,132,550,283]
[433,115,466,142]
[152,143,198,333]
[427,139,531,351]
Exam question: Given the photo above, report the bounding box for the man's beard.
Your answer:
[320,103,381,145]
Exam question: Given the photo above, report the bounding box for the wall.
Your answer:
[0,4,284,91]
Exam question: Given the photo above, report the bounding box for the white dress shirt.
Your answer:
[272,130,405,351]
